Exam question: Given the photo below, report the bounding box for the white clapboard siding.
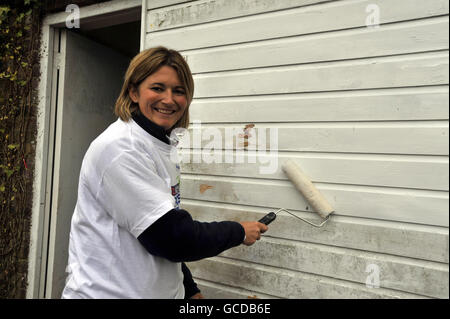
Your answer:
[146,0,449,299]
[180,175,449,227]
[182,122,449,155]
[145,0,449,50]
[217,237,448,298]
[195,279,280,299]
[147,0,333,32]
[182,200,449,264]
[179,152,449,191]
[193,52,449,97]
[187,257,427,299]
[184,17,449,73]
[189,87,449,123]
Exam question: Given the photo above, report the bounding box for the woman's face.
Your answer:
[129,65,188,130]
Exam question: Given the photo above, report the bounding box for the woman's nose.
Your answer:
[161,89,175,105]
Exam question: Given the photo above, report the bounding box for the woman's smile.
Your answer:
[153,107,176,115]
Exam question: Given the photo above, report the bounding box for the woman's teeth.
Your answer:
[155,108,175,114]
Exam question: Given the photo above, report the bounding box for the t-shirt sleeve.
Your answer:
[96,150,175,238]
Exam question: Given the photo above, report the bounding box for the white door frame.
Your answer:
[27,0,144,299]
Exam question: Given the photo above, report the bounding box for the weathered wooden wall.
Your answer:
[144,0,449,298]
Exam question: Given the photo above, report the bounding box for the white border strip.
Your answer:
[43,0,141,26]
[140,0,147,51]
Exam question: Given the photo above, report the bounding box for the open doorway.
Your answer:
[38,12,141,298]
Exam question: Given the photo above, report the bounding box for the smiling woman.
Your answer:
[61,46,268,299]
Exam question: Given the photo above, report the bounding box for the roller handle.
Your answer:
[258,212,277,225]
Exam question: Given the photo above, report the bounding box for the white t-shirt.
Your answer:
[61,118,183,299]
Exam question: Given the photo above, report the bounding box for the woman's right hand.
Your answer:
[239,221,269,246]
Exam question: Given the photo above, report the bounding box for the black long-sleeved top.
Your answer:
[132,112,245,298]
[138,208,245,262]
[138,208,244,297]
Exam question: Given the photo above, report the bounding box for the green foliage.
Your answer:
[0,0,42,299]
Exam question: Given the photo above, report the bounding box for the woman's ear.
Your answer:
[128,85,139,103]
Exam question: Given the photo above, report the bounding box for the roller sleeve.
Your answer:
[282,160,334,219]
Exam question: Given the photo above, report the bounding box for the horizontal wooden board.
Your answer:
[193,52,449,97]
[146,0,197,10]
[184,17,449,73]
[180,175,449,226]
[179,122,449,155]
[195,279,280,299]
[147,0,332,32]
[187,257,427,298]
[220,237,448,298]
[189,87,449,123]
[145,0,449,51]
[182,200,449,263]
[179,152,449,191]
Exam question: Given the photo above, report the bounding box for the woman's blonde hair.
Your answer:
[114,46,194,129]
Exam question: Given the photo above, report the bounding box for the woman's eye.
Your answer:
[174,89,186,95]
[151,87,163,92]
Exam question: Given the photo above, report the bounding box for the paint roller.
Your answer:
[258,160,334,227]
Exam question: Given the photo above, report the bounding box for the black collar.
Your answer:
[132,112,170,145]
